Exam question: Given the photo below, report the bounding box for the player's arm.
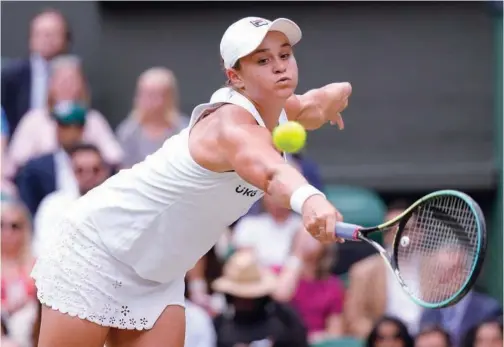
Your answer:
[216,105,343,244]
[285,82,352,130]
[217,106,308,209]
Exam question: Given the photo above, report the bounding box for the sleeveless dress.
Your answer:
[31,87,288,330]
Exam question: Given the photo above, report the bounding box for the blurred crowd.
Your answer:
[1,9,503,347]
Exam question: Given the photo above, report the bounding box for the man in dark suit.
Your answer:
[420,290,503,347]
[1,9,70,134]
[15,102,86,216]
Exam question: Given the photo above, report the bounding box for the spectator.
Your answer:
[30,303,41,347]
[116,67,188,168]
[1,107,16,181]
[1,316,20,347]
[8,55,123,171]
[366,316,414,347]
[1,10,70,134]
[232,193,301,271]
[274,229,345,343]
[462,320,503,347]
[1,107,9,148]
[415,326,452,347]
[185,299,217,347]
[420,290,502,347]
[188,193,301,312]
[0,181,18,200]
[212,250,309,347]
[1,198,37,347]
[344,201,422,337]
[14,102,87,216]
[33,143,110,256]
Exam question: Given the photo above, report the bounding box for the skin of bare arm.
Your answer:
[189,103,343,244]
[285,82,352,130]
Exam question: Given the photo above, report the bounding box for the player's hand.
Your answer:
[319,82,352,129]
[296,82,351,130]
[301,195,344,244]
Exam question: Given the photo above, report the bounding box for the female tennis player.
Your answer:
[32,16,352,347]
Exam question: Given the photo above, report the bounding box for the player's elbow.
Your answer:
[231,147,277,191]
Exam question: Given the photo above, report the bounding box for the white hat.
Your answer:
[220,16,302,69]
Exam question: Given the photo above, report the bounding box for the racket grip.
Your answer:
[335,222,362,241]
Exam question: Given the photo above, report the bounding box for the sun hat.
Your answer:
[212,250,277,298]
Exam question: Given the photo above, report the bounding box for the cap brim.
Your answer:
[268,18,302,46]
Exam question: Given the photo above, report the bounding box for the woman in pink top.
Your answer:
[273,229,345,344]
[8,55,123,172]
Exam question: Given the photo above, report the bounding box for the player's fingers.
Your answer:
[324,213,341,243]
[341,82,352,97]
[306,218,323,241]
[335,209,344,223]
[329,113,344,130]
[328,82,352,99]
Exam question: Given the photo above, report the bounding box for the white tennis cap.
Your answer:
[220,17,302,69]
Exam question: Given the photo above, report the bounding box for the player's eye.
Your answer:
[257,58,269,65]
[280,53,291,60]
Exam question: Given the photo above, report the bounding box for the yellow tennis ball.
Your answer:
[272,121,307,153]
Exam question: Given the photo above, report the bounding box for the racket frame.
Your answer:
[353,190,487,309]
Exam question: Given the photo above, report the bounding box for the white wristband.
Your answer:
[290,184,326,214]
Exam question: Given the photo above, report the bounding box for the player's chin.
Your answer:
[272,84,296,99]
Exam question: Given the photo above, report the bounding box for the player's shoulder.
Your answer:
[213,103,259,126]
[212,104,271,145]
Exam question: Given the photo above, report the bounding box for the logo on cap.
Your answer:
[249,19,269,28]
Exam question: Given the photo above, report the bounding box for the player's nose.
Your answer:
[273,60,287,74]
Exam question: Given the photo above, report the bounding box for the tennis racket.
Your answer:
[334,189,487,309]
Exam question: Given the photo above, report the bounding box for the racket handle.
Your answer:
[335,222,362,241]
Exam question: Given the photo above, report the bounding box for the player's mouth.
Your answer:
[276,77,291,83]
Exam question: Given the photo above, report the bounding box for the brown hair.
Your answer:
[417,325,452,347]
[47,56,90,111]
[221,58,241,88]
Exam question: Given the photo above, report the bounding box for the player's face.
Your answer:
[235,31,299,100]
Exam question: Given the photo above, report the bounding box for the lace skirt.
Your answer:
[31,219,185,330]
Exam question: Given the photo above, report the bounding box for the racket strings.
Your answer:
[396,195,479,305]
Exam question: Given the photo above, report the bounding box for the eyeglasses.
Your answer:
[1,221,25,231]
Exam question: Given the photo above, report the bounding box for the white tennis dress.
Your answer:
[31,87,289,330]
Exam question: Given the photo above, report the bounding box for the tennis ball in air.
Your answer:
[272,121,307,153]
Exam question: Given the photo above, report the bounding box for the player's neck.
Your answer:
[242,92,286,131]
